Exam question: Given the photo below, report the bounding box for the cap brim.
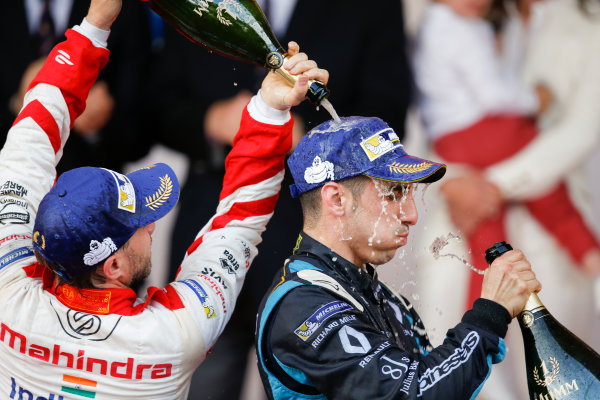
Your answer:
[126,163,180,227]
[363,155,446,184]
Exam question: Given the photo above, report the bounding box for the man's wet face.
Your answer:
[345,180,418,266]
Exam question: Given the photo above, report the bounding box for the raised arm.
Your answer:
[0,0,119,278]
[168,43,328,351]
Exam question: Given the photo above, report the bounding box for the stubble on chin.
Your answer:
[129,253,152,286]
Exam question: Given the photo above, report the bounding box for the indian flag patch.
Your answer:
[62,375,97,398]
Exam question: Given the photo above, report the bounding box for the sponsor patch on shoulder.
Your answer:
[294,301,353,341]
[0,246,34,271]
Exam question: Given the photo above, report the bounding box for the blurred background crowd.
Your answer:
[1,0,599,399]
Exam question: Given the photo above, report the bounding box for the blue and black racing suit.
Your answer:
[256,233,511,399]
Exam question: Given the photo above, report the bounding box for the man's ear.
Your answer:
[100,252,122,281]
[320,182,347,217]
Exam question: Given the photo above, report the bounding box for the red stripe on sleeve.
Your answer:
[220,108,293,200]
[28,29,110,128]
[185,194,279,257]
[186,236,204,256]
[12,100,61,154]
[211,194,279,230]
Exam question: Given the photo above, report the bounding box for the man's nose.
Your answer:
[401,196,418,226]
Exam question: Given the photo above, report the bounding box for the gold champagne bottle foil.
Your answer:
[522,293,545,313]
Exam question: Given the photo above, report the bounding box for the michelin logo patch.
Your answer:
[0,246,34,271]
[304,156,334,184]
[294,301,353,341]
[360,128,401,161]
[181,279,215,319]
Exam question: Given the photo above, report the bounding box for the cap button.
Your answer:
[58,189,67,197]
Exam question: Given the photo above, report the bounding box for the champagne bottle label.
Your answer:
[533,357,560,387]
[192,0,243,26]
[520,307,600,399]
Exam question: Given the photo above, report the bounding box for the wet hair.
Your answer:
[340,175,370,200]
[299,175,370,229]
[34,250,102,289]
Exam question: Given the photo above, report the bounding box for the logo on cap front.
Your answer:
[388,161,432,175]
[360,128,401,162]
[304,156,335,184]
[107,170,136,213]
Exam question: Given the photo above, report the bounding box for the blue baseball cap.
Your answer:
[288,116,446,198]
[32,163,180,281]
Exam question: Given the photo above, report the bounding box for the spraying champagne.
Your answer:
[141,0,330,105]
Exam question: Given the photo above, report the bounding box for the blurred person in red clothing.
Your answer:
[413,0,600,310]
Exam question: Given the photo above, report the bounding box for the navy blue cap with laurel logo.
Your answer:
[32,163,179,281]
[288,116,446,197]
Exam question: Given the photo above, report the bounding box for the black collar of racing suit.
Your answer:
[292,231,380,296]
[290,232,409,347]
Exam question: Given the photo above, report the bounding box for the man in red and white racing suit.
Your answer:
[0,1,328,398]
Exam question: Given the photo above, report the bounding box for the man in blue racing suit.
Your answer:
[256,116,541,399]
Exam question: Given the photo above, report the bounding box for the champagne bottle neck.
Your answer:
[522,292,545,313]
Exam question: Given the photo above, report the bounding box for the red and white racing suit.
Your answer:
[0,21,292,399]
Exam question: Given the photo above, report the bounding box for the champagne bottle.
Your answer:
[485,241,600,400]
[141,0,330,104]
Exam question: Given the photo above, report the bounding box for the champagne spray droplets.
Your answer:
[429,232,485,275]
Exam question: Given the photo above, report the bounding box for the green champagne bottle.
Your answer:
[485,241,600,400]
[141,0,330,104]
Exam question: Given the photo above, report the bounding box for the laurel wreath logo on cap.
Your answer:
[388,162,432,174]
[33,231,46,250]
[145,175,173,211]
